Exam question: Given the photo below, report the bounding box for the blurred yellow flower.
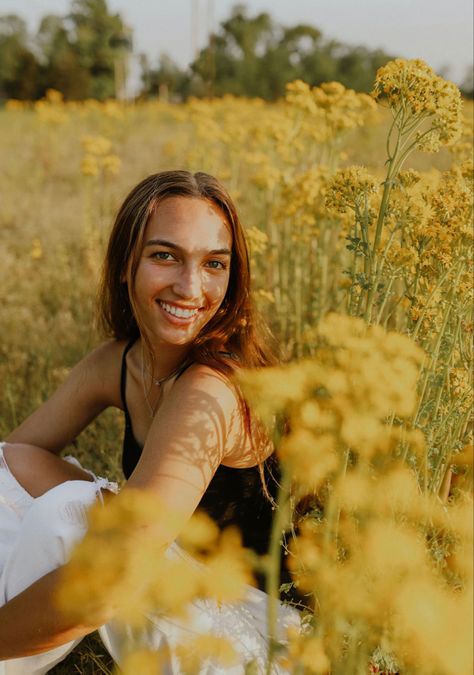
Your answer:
[81,155,99,177]
[118,648,164,675]
[101,154,121,175]
[393,578,473,675]
[81,135,113,156]
[175,635,238,674]
[30,239,43,260]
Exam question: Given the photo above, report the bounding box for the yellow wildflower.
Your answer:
[175,635,238,674]
[118,648,164,675]
[101,154,121,175]
[372,59,463,150]
[81,155,99,177]
[200,528,254,602]
[393,578,473,675]
[286,634,330,673]
[30,239,43,260]
[245,226,269,254]
[325,166,378,213]
[178,511,220,554]
[81,135,113,156]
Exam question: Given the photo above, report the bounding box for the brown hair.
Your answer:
[98,171,278,483]
[99,169,278,369]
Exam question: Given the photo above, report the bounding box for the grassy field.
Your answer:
[1,66,472,673]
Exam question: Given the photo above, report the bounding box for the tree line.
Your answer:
[1,1,472,102]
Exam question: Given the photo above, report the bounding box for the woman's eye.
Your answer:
[153,251,174,261]
[207,260,227,270]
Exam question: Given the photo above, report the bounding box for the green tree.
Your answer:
[191,4,276,96]
[260,24,324,98]
[182,4,394,100]
[36,14,90,99]
[68,0,132,99]
[140,53,188,101]
[0,15,39,99]
[335,46,393,92]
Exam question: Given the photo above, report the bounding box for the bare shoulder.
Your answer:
[165,362,249,461]
[83,339,125,370]
[170,362,240,407]
[82,339,125,384]
[61,340,123,406]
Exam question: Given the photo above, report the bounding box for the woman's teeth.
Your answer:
[159,301,199,319]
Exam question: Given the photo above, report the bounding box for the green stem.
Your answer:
[294,243,303,358]
[319,225,330,320]
[430,408,471,493]
[265,469,292,675]
[414,296,454,430]
[347,223,359,316]
[431,390,472,446]
[364,226,399,323]
[386,106,404,158]
[323,448,350,556]
[375,274,396,326]
[411,268,451,340]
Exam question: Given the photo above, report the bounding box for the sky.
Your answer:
[1,0,473,86]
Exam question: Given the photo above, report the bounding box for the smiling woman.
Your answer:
[0,170,298,674]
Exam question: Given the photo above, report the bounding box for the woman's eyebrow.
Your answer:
[144,238,231,255]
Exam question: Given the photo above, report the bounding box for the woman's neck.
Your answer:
[139,337,192,382]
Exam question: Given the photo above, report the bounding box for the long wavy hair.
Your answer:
[98,170,279,478]
[99,169,278,368]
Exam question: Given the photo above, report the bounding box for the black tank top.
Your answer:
[120,341,282,560]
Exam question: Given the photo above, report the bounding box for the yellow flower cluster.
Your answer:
[325,166,379,213]
[34,88,69,124]
[392,163,474,276]
[372,59,463,151]
[81,135,121,177]
[239,313,472,672]
[30,238,43,260]
[450,104,474,161]
[58,491,254,627]
[118,636,239,675]
[245,225,269,255]
[273,166,334,235]
[238,314,425,491]
[286,79,377,138]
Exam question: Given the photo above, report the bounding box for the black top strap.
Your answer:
[120,339,136,415]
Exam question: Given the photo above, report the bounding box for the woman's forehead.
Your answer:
[145,196,232,248]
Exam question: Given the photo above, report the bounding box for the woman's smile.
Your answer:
[156,299,202,324]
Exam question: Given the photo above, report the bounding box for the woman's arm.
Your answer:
[2,443,95,497]
[0,365,246,659]
[5,341,123,454]
[0,568,106,659]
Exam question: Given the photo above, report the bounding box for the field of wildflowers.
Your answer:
[0,59,472,674]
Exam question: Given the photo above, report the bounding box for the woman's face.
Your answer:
[132,196,232,348]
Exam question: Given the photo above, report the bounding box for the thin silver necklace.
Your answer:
[140,345,190,417]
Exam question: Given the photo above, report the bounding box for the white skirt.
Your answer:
[0,443,299,674]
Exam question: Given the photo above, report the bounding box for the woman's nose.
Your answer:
[173,265,203,299]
